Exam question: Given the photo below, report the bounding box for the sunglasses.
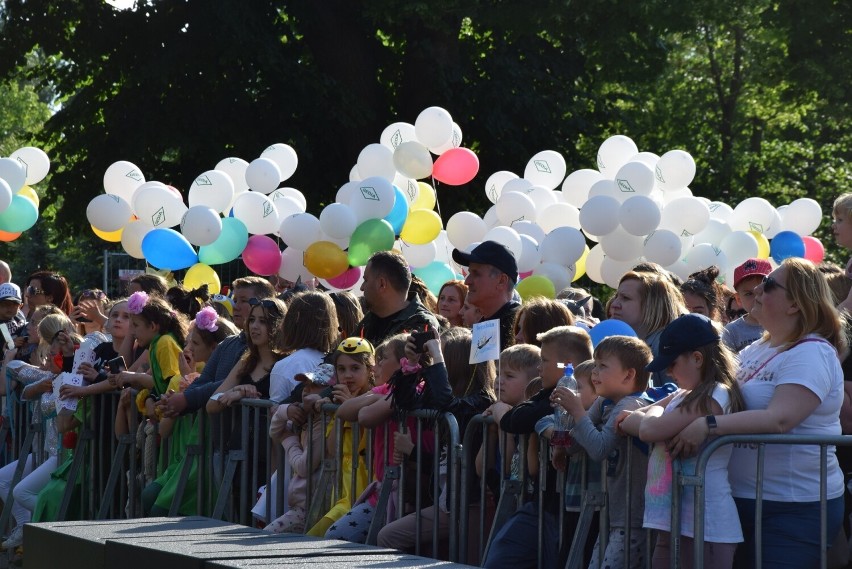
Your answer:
[248,297,281,314]
[26,286,46,296]
[78,289,107,301]
[761,276,787,294]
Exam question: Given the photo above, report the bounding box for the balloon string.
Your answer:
[430,175,454,267]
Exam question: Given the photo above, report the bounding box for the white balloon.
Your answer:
[133,182,187,228]
[524,150,567,191]
[512,220,546,245]
[629,151,660,170]
[529,187,558,215]
[661,187,693,204]
[0,179,11,213]
[660,197,710,237]
[484,171,519,204]
[279,212,321,251]
[693,219,732,247]
[349,164,362,182]
[121,220,153,259]
[245,157,281,194]
[618,195,661,236]
[764,208,783,239]
[232,191,280,235]
[587,179,621,201]
[684,243,726,274]
[349,176,396,222]
[580,195,621,236]
[399,240,437,268]
[357,143,396,181]
[533,262,572,292]
[708,201,734,222]
[380,121,417,151]
[215,157,250,198]
[320,203,358,240]
[270,195,305,219]
[392,173,420,204]
[429,122,463,155]
[319,230,351,251]
[614,161,656,197]
[414,106,453,148]
[780,198,822,236]
[103,160,145,204]
[541,227,586,266]
[665,260,693,283]
[446,211,487,250]
[719,231,760,270]
[585,244,607,284]
[729,197,775,234]
[393,141,433,180]
[87,194,132,232]
[483,205,500,229]
[601,257,637,289]
[483,226,523,261]
[655,149,696,191]
[502,178,534,195]
[180,205,223,246]
[561,169,603,207]
[643,229,683,266]
[261,143,298,182]
[517,235,542,273]
[596,135,638,178]
[270,187,307,212]
[496,191,537,225]
[279,247,313,282]
[599,226,643,262]
[538,203,581,233]
[188,170,234,214]
[10,147,50,185]
[336,181,359,204]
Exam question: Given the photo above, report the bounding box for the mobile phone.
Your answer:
[106,356,127,374]
[410,330,434,353]
[76,316,93,323]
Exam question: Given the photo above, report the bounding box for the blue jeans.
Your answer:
[734,496,844,569]
[482,502,559,569]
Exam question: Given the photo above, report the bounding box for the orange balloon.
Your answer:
[304,241,349,279]
[0,230,21,242]
[92,224,124,242]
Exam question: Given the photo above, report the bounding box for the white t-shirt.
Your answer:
[729,335,844,501]
[643,386,742,543]
[269,348,324,403]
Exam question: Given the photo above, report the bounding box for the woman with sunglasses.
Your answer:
[670,258,846,569]
[71,289,110,339]
[24,271,74,318]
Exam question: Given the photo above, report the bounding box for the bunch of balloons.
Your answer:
[0,147,50,241]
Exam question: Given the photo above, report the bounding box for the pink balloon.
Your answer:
[802,235,825,264]
[519,270,533,279]
[327,266,362,289]
[432,147,479,186]
[242,235,282,275]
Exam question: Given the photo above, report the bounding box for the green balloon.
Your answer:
[348,219,395,266]
[0,195,38,232]
[199,217,249,265]
[516,275,556,301]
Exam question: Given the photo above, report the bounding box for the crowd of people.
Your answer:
[0,194,850,568]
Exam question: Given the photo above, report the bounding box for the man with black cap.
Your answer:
[452,240,520,349]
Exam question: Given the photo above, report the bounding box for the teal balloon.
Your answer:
[142,228,198,270]
[413,261,456,295]
[384,187,409,235]
[199,217,249,265]
[0,195,38,232]
[348,219,395,267]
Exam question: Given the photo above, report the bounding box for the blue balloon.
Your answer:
[589,318,637,348]
[384,186,409,235]
[770,230,805,264]
[199,217,249,265]
[142,228,198,270]
[413,261,456,295]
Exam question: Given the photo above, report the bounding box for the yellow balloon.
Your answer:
[184,262,221,294]
[516,275,556,300]
[400,210,442,245]
[572,245,590,282]
[748,230,770,259]
[91,224,123,242]
[304,241,349,279]
[17,185,39,207]
[411,182,436,211]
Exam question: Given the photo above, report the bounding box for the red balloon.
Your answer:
[802,235,825,264]
[327,266,362,289]
[432,147,479,186]
[0,230,21,242]
[242,235,282,275]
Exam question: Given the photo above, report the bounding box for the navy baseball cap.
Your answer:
[452,241,518,283]
[646,313,720,373]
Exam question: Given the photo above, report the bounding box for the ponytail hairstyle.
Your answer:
[167,284,211,319]
[193,306,240,347]
[680,332,745,415]
[127,291,189,346]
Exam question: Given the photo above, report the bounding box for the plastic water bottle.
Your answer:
[551,363,577,447]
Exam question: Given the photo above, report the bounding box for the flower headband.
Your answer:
[127,291,149,315]
[195,306,219,332]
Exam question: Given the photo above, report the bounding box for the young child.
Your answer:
[721,259,770,353]
[484,326,593,569]
[618,314,744,569]
[264,363,334,534]
[305,337,375,537]
[552,335,652,569]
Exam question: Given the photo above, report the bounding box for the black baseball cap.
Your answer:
[646,313,720,373]
[452,241,518,283]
